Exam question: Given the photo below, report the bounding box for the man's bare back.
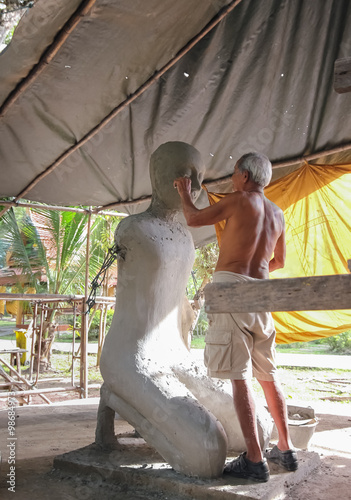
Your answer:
[215,191,285,279]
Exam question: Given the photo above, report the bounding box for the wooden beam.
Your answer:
[204,274,351,313]
[205,145,351,189]
[334,57,351,94]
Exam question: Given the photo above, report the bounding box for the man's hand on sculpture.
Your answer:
[174,176,191,197]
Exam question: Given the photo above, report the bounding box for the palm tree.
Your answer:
[0,206,120,370]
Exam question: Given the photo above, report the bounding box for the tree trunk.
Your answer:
[34,321,57,372]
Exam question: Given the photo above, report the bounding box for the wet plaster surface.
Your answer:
[0,400,350,500]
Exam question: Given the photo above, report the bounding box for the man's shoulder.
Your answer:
[264,196,283,214]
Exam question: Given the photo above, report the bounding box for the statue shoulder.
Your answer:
[114,214,143,243]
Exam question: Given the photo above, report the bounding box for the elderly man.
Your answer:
[174,152,298,482]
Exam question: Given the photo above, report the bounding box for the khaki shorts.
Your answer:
[204,271,277,381]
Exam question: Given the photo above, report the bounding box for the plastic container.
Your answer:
[271,404,318,450]
[15,330,27,365]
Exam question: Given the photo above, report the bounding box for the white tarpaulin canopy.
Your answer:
[1,0,351,246]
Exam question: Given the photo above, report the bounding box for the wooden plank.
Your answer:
[204,274,351,313]
[334,57,351,93]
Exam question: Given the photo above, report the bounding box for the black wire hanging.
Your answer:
[86,243,120,314]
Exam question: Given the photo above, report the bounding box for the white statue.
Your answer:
[95,142,271,478]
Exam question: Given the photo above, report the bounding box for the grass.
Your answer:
[252,366,351,404]
[1,349,350,404]
[275,343,331,355]
[191,335,339,356]
[191,336,206,349]
[0,319,16,327]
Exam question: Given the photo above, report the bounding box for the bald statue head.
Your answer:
[149,142,205,211]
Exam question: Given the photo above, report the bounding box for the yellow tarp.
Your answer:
[205,162,351,344]
[0,286,5,316]
[0,287,36,321]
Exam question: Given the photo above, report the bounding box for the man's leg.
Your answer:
[258,379,293,451]
[231,379,263,463]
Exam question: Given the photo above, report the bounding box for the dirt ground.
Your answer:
[0,392,350,500]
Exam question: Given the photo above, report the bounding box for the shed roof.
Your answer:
[1,0,351,246]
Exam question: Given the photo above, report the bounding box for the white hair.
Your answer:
[237,152,272,187]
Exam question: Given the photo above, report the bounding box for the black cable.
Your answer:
[0,2,34,15]
[86,243,119,314]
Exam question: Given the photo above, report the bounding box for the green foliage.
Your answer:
[0,206,121,340]
[87,309,114,339]
[0,207,122,296]
[193,242,219,283]
[323,330,351,354]
[70,309,114,340]
[276,334,351,355]
[186,241,219,298]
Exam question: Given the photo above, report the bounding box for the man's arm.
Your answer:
[269,213,286,272]
[174,177,236,227]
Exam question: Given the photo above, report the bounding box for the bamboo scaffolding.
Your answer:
[0,383,101,399]
[0,292,114,405]
[0,355,51,404]
[0,0,243,219]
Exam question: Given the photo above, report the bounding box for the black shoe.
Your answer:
[223,452,270,482]
[267,445,298,471]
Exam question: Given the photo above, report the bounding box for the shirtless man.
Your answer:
[174,152,297,482]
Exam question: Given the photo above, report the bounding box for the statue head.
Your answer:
[149,141,205,211]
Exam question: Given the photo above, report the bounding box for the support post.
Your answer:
[80,211,92,398]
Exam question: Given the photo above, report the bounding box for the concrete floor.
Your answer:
[1,398,350,499]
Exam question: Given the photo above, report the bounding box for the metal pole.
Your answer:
[72,304,77,387]
[29,302,38,381]
[80,211,92,398]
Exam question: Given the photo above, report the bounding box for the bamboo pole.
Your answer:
[0,0,97,118]
[80,211,92,398]
[0,293,114,303]
[0,355,51,404]
[0,200,127,217]
[204,143,351,189]
[33,306,44,386]
[0,386,80,398]
[0,384,101,399]
[95,143,351,210]
[29,302,38,381]
[0,0,243,217]
[1,138,350,216]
